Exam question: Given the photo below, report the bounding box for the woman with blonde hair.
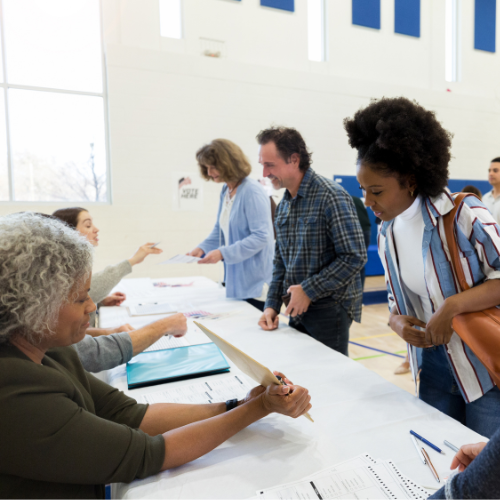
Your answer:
[188,139,274,311]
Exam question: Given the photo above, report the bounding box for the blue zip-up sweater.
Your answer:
[199,177,274,300]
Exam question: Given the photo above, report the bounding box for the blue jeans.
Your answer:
[419,345,500,438]
[289,297,352,356]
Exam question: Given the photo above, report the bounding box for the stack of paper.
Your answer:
[257,453,429,499]
[138,375,253,404]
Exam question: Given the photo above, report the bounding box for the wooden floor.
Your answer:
[350,276,414,394]
[281,276,415,394]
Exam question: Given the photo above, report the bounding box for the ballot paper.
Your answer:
[139,375,252,404]
[258,454,428,500]
[159,254,201,265]
[143,335,190,352]
[143,322,212,352]
[128,303,178,316]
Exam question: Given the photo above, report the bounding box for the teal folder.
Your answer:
[126,343,230,389]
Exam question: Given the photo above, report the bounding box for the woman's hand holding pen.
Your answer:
[238,371,311,418]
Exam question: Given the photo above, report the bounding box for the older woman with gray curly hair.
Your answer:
[0,213,312,499]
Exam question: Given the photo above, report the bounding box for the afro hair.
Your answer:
[343,97,452,198]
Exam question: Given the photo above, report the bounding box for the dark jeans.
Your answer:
[419,345,500,438]
[360,228,371,290]
[289,297,352,356]
[245,298,265,312]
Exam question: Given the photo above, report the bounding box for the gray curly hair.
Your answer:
[0,212,93,344]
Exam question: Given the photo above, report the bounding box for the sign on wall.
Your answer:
[172,172,204,211]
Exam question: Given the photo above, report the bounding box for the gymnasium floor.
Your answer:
[350,276,414,394]
[280,276,415,394]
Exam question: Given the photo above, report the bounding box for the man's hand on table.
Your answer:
[285,285,311,317]
[258,308,279,331]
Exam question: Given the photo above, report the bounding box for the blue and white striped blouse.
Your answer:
[379,191,500,403]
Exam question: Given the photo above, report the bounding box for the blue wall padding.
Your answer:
[475,0,496,52]
[334,175,491,276]
[395,0,420,37]
[260,0,294,12]
[352,0,381,29]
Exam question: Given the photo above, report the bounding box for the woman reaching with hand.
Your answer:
[188,139,274,311]
[52,207,161,310]
[345,97,500,438]
[0,213,312,499]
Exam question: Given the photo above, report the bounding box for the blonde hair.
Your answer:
[196,139,252,183]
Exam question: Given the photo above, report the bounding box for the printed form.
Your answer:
[258,454,428,500]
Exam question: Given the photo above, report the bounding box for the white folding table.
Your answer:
[99,276,484,499]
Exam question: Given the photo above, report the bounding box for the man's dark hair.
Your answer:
[491,157,500,163]
[344,97,452,198]
[462,185,482,199]
[256,126,312,172]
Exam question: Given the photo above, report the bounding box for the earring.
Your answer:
[410,190,414,197]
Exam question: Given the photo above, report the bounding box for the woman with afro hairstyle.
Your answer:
[345,97,500,438]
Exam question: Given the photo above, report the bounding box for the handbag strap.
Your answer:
[443,192,471,292]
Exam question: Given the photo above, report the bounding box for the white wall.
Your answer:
[1,0,500,281]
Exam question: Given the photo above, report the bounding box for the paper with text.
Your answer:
[139,375,252,404]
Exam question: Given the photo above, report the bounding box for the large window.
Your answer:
[0,0,109,202]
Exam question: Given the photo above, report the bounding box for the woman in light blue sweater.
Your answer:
[188,139,274,311]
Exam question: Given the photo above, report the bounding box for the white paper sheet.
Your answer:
[142,323,212,352]
[143,336,190,352]
[128,303,178,316]
[139,375,252,404]
[159,254,201,265]
[258,456,428,500]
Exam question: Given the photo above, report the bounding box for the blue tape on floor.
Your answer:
[349,341,405,358]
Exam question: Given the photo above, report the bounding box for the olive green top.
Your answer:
[0,343,165,499]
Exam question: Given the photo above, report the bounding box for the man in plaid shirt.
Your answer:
[257,127,367,355]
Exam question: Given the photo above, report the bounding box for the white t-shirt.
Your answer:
[483,190,500,225]
[219,188,268,301]
[393,196,433,323]
[219,189,235,247]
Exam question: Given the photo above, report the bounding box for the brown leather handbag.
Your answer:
[444,193,500,387]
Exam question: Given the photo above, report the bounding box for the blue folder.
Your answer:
[126,343,230,389]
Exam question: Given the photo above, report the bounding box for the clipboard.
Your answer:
[126,343,230,389]
[194,321,313,422]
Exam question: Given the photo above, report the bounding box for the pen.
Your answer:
[150,242,161,248]
[411,435,426,464]
[276,375,314,423]
[444,440,459,453]
[421,448,440,483]
[410,430,444,454]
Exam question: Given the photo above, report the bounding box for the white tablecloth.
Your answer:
[100,277,484,499]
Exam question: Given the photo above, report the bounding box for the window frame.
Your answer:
[0,0,112,204]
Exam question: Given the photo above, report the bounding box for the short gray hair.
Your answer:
[0,213,93,344]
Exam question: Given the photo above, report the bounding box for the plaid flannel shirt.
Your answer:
[265,168,367,322]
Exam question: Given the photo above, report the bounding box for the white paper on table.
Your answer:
[159,254,201,265]
[258,457,427,500]
[143,336,190,352]
[128,303,178,316]
[141,322,212,352]
[109,278,155,305]
[139,375,252,404]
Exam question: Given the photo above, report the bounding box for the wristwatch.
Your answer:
[225,399,238,411]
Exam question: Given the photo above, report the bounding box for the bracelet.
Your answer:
[225,399,238,412]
